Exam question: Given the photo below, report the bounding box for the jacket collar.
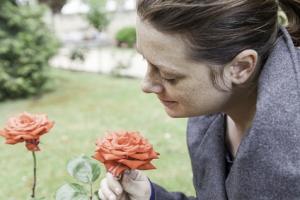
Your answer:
[225,27,300,198]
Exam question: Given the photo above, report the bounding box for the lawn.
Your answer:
[0,68,195,199]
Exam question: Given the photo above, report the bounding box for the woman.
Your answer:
[99,0,300,199]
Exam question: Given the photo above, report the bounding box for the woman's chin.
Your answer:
[165,107,211,118]
[164,107,186,118]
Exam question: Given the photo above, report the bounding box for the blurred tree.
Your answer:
[85,0,110,32]
[278,10,288,27]
[7,0,17,5]
[37,0,67,13]
[115,26,136,48]
[0,0,59,100]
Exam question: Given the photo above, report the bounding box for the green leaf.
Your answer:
[55,183,89,200]
[94,191,101,200]
[67,155,101,184]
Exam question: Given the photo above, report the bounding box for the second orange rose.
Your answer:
[93,131,160,177]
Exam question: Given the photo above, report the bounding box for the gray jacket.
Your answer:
[153,27,300,200]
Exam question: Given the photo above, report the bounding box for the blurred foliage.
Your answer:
[0,1,59,101]
[70,48,86,62]
[278,10,288,27]
[115,26,136,48]
[85,0,110,32]
[38,0,67,13]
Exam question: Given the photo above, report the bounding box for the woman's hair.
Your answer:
[279,0,300,47]
[137,0,300,87]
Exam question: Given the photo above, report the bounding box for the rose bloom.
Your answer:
[0,112,54,151]
[93,131,159,177]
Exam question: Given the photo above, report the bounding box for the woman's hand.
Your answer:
[98,170,152,200]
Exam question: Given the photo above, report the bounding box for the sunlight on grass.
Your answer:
[0,69,195,199]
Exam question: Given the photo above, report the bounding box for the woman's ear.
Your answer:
[225,49,258,86]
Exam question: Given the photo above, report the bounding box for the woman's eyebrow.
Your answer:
[148,60,182,75]
[135,47,183,75]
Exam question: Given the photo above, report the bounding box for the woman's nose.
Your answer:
[141,78,163,94]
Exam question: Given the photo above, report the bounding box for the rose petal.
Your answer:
[0,130,5,136]
[44,121,54,131]
[5,139,20,144]
[102,153,124,161]
[118,159,148,169]
[103,161,120,172]
[149,150,160,159]
[129,153,151,160]
[111,149,129,156]
[30,126,47,136]
[4,129,27,136]
[137,162,156,170]
[123,145,139,153]
[110,165,128,177]
[99,146,111,153]
[14,134,36,140]
[93,152,105,162]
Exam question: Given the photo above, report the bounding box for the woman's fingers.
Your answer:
[100,178,118,200]
[121,170,151,199]
[98,189,107,200]
[106,172,123,196]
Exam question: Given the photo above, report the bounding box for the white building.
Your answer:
[61,0,136,15]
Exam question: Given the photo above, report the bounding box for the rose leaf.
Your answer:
[67,155,101,183]
[55,183,89,200]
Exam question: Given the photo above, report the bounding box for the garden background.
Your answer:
[0,0,195,199]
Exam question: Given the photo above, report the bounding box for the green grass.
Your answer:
[0,69,195,199]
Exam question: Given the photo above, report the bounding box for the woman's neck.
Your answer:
[224,88,257,158]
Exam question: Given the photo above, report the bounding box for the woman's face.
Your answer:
[136,18,232,118]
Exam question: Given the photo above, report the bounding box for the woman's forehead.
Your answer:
[136,18,187,56]
[136,17,209,75]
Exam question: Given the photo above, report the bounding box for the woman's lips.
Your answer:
[159,98,177,108]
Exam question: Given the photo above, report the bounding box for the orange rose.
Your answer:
[93,131,159,177]
[0,112,54,151]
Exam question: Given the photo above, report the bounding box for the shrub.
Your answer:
[38,0,67,13]
[115,26,136,48]
[0,1,59,101]
[86,0,110,32]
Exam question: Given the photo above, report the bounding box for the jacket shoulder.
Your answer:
[187,114,221,146]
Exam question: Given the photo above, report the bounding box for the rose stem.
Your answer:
[89,183,93,200]
[31,151,37,198]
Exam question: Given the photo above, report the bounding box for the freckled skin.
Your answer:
[136,18,233,118]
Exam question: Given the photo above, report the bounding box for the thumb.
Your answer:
[121,170,151,198]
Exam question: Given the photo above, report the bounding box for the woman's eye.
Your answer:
[162,77,177,84]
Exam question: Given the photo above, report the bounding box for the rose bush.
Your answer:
[0,112,54,151]
[93,131,159,177]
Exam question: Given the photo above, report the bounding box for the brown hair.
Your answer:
[137,0,300,91]
[137,0,300,89]
[279,0,300,46]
